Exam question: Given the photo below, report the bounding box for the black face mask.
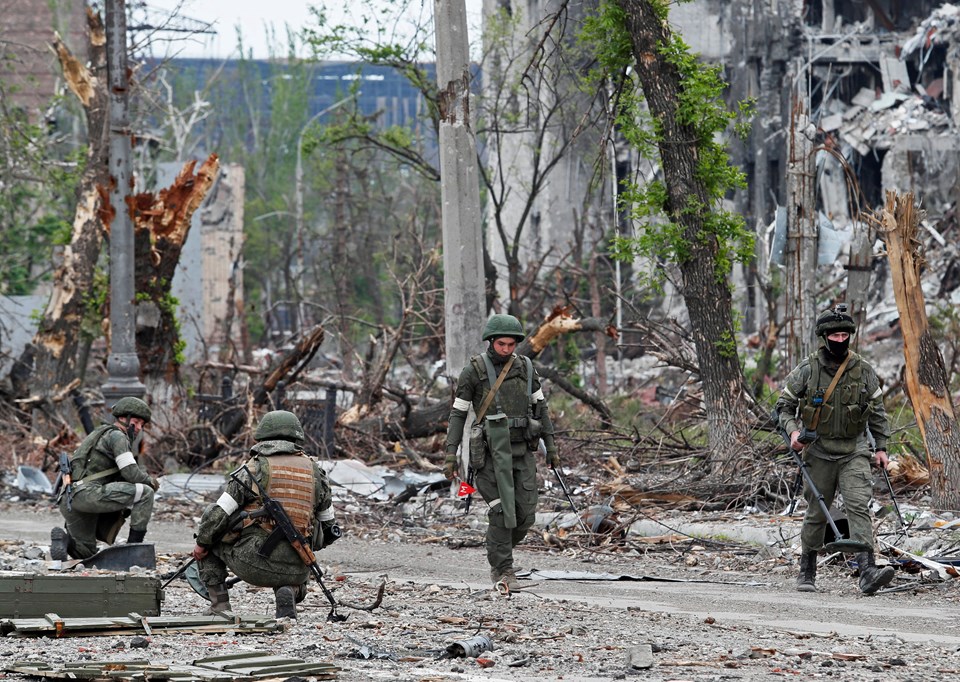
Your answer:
[125,421,138,442]
[824,336,850,360]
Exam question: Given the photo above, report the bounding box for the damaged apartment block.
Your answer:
[686,1,960,335]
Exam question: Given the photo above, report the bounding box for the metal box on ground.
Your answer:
[0,573,162,618]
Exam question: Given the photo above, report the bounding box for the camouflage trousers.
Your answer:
[60,481,155,559]
[800,449,875,552]
[475,448,538,575]
[198,527,310,590]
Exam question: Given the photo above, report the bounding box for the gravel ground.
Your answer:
[0,498,958,681]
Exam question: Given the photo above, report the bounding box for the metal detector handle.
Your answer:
[551,466,591,535]
[161,557,195,591]
[880,466,908,534]
[785,447,847,545]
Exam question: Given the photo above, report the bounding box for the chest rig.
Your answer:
[243,454,316,538]
[799,352,870,440]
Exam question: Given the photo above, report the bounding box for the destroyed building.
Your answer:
[698,1,960,345]
[488,1,960,353]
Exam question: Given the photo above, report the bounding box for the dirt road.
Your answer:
[1,507,958,681]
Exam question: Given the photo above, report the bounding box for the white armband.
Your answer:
[318,506,335,522]
[782,387,797,400]
[115,451,137,469]
[452,397,471,412]
[532,389,545,402]
[133,483,145,503]
[870,387,882,400]
[216,491,240,515]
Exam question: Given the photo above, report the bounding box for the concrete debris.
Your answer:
[13,467,52,495]
[901,4,960,59]
[626,643,654,669]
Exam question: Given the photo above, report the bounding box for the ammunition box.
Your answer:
[0,573,163,618]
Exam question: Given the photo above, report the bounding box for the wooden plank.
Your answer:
[5,650,339,681]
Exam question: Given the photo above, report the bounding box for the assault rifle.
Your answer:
[229,465,347,622]
[56,452,74,511]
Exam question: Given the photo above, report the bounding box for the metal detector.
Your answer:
[880,466,908,534]
[786,447,870,553]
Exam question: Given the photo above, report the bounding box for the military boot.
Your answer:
[796,551,817,592]
[205,584,232,614]
[50,527,75,561]
[275,585,297,619]
[855,551,895,595]
[491,567,521,592]
[127,528,147,544]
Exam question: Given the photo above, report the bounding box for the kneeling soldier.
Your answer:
[50,397,158,560]
[192,410,338,618]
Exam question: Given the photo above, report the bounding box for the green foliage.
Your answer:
[580,0,755,288]
[0,90,84,295]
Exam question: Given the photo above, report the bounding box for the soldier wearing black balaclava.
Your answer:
[775,305,894,595]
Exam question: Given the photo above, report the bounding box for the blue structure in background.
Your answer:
[154,59,440,160]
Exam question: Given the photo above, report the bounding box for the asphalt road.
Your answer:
[9,506,960,648]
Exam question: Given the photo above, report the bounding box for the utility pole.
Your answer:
[784,88,818,366]
[434,0,485,377]
[101,0,145,405]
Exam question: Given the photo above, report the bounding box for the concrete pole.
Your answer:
[434,0,486,377]
[785,84,818,366]
[101,0,145,404]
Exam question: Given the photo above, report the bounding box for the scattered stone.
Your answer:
[626,644,654,669]
[129,636,149,649]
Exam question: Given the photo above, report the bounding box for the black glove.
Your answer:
[322,523,342,547]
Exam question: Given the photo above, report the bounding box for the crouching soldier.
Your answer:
[191,410,338,619]
[50,397,159,560]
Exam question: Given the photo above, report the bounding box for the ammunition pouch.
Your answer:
[524,417,542,443]
[469,423,487,469]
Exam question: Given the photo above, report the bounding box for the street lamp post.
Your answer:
[101,0,145,406]
[293,93,359,332]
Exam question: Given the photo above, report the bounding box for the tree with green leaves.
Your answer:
[581,0,756,475]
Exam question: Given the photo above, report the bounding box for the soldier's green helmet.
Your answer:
[111,396,152,423]
[815,306,856,337]
[482,314,525,342]
[255,410,305,443]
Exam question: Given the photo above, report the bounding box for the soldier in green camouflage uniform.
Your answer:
[192,410,338,618]
[444,314,559,591]
[50,397,159,561]
[776,306,895,595]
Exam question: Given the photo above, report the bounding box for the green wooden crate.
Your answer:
[0,573,163,618]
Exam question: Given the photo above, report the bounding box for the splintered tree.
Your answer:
[873,190,960,510]
[11,9,109,403]
[582,0,756,475]
[129,155,220,386]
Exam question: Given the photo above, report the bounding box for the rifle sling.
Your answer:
[476,355,515,422]
[808,353,851,432]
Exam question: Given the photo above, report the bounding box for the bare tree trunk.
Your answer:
[616,0,754,476]
[875,190,960,510]
[589,253,607,397]
[16,10,108,401]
